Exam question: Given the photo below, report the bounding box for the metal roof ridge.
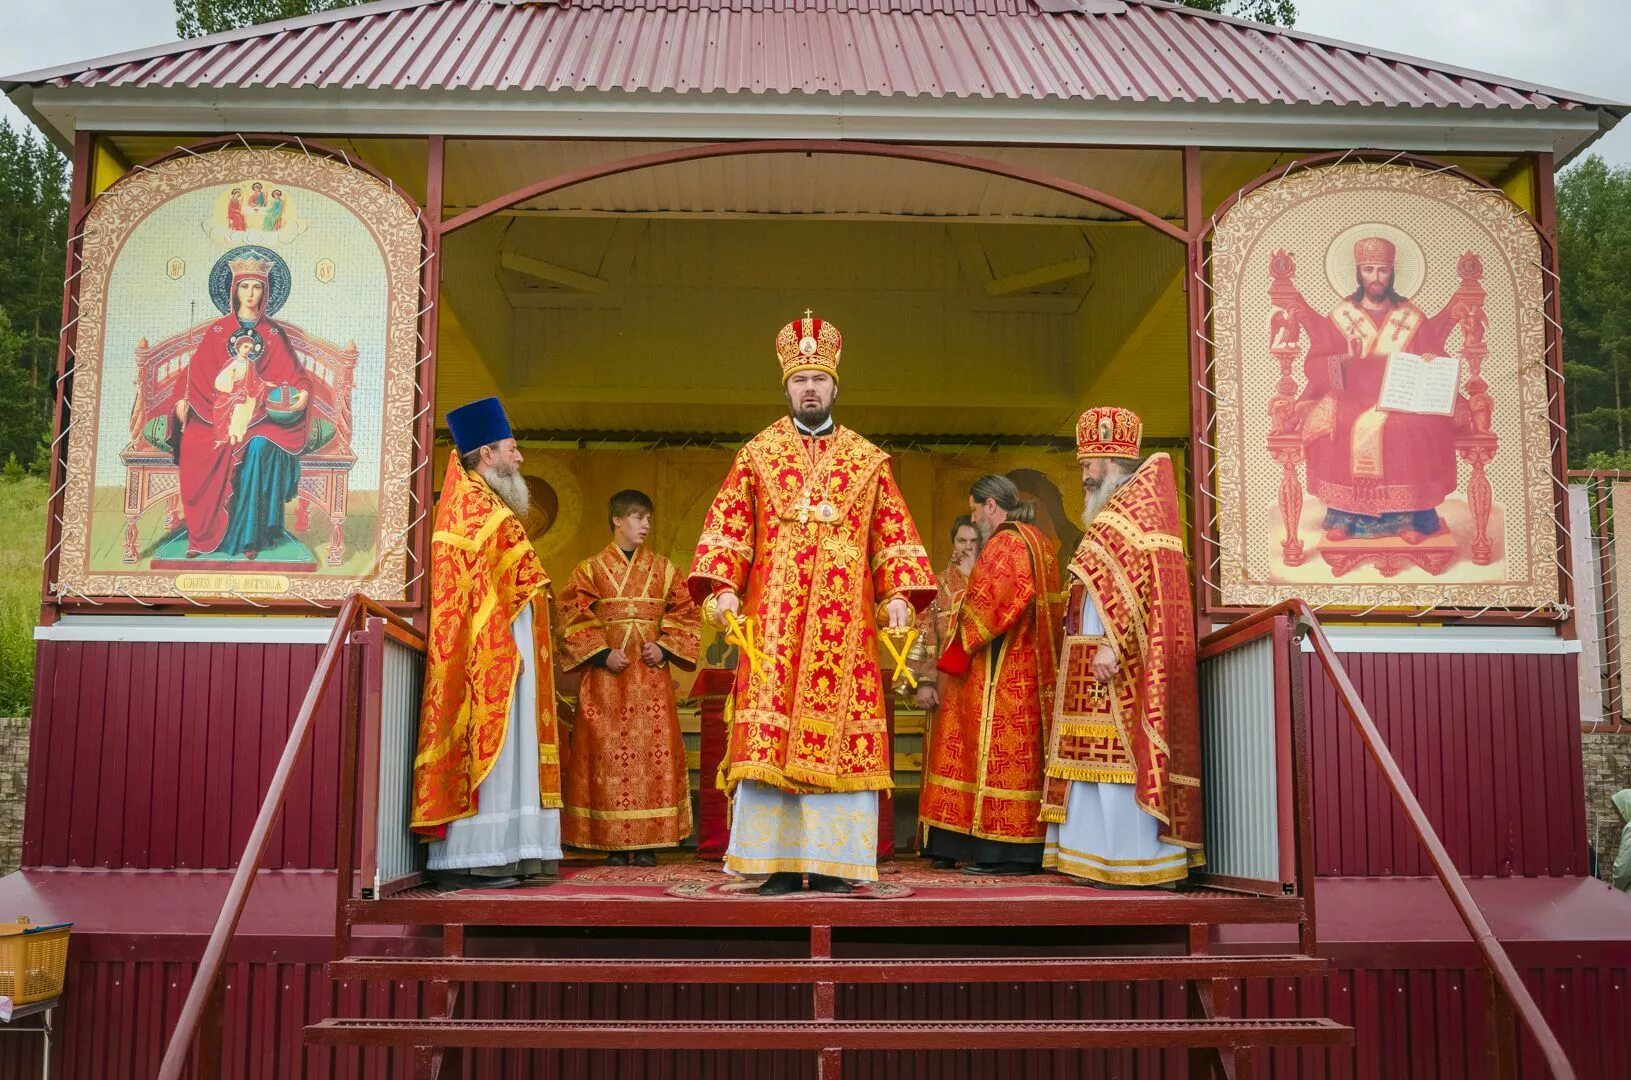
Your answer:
[1118,0,1627,111]
[0,0,451,87]
[1,0,1623,118]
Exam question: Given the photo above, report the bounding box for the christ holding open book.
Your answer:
[1273,235,1468,544]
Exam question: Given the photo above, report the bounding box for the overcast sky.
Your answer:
[2,0,1628,167]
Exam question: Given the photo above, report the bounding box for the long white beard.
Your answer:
[1081,472,1131,529]
[482,463,530,516]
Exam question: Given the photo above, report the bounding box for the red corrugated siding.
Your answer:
[23,640,351,871]
[10,0,1599,111]
[2,957,1624,1079]
[1305,652,1588,878]
[24,643,1589,877]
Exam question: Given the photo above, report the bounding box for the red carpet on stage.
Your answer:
[439,856,1087,899]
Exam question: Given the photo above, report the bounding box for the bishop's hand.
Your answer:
[716,591,741,622]
[640,641,666,668]
[885,597,912,629]
[1092,644,1117,684]
[606,648,631,674]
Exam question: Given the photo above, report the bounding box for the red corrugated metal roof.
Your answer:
[3,0,1617,111]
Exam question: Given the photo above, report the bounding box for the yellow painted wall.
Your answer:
[432,199,1196,602]
[91,139,128,196]
[437,215,1192,442]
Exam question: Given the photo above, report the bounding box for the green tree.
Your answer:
[0,309,48,468]
[0,122,67,466]
[175,0,361,38]
[1558,155,1631,465]
[1179,0,1297,26]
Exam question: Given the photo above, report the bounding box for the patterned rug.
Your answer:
[875,863,1080,889]
[555,858,724,888]
[666,880,914,900]
[438,856,1092,897]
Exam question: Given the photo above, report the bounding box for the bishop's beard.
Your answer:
[482,462,531,517]
[1081,471,1131,530]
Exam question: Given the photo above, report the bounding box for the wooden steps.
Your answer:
[327,953,1332,985]
[306,1016,1354,1052]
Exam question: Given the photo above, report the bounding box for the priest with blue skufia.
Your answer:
[410,397,564,889]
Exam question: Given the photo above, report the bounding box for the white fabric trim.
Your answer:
[1294,626,1579,654]
[1044,780,1185,879]
[36,615,335,643]
[428,605,563,870]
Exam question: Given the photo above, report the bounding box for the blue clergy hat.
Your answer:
[446,397,514,455]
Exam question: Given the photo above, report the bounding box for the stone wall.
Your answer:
[0,716,27,875]
[1582,728,1631,883]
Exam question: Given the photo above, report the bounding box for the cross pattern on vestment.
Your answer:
[822,534,863,569]
[1066,662,1111,705]
[1385,309,1413,338]
[1336,310,1369,338]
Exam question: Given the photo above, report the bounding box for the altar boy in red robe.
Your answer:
[558,491,701,865]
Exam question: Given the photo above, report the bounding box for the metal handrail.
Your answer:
[155,594,425,1080]
[1217,600,1575,1079]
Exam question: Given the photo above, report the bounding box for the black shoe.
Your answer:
[808,873,855,894]
[961,862,1033,877]
[435,873,522,890]
[604,852,630,866]
[633,850,657,867]
[929,857,957,870]
[755,872,804,896]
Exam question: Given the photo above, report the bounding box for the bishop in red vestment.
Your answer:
[689,313,937,895]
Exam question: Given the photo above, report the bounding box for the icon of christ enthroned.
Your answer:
[1263,228,1498,579]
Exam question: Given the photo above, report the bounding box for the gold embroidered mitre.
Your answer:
[1076,406,1143,461]
[775,313,843,382]
[1353,236,1396,267]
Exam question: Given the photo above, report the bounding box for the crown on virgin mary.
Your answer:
[228,254,274,282]
[775,313,842,383]
[1076,406,1143,461]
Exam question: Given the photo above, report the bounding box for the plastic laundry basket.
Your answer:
[0,917,71,1006]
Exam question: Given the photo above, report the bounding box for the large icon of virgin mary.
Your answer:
[158,244,318,566]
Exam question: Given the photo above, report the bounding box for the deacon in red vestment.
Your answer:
[1042,407,1203,886]
[689,313,937,895]
[559,490,700,864]
[919,476,1059,875]
[1284,236,1466,542]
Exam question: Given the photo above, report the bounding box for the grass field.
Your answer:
[0,478,44,716]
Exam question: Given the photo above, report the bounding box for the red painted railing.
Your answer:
[1243,599,1576,1079]
[152,593,1574,1077]
[154,594,426,1080]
